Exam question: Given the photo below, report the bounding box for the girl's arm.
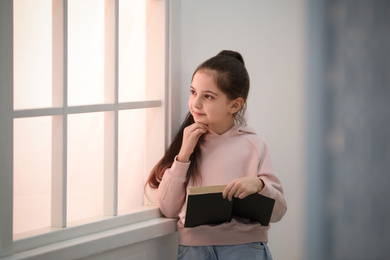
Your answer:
[157,157,190,218]
[222,137,287,223]
[158,122,207,218]
[256,173,287,223]
[222,175,287,223]
[255,140,287,223]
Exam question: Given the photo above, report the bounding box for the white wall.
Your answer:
[179,1,307,259]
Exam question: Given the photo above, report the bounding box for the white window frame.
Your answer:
[0,0,180,258]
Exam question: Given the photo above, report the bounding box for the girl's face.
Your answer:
[188,71,243,134]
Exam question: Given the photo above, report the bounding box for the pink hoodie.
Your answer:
[157,125,287,246]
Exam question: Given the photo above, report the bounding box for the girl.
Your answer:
[146,50,287,260]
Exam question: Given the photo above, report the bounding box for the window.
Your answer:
[0,0,168,256]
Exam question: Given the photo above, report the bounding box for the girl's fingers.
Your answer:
[237,190,249,199]
[187,123,207,134]
[223,177,260,201]
[223,182,239,201]
[178,123,208,162]
[222,184,230,199]
[194,127,207,137]
[184,124,207,142]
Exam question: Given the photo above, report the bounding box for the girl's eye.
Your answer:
[190,90,196,95]
[205,95,214,99]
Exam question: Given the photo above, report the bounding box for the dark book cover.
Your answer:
[184,185,275,228]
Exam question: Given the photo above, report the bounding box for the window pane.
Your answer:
[118,109,145,213]
[68,0,105,106]
[67,112,104,223]
[14,117,52,235]
[13,0,52,110]
[118,0,146,102]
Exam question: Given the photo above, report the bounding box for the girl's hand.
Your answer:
[222,177,264,201]
[177,123,207,162]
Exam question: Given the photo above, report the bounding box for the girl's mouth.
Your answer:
[192,111,205,117]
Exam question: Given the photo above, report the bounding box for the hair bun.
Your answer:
[217,50,245,66]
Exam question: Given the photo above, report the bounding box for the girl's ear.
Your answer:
[230,97,244,114]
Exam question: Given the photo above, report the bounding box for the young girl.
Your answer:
[146,50,287,260]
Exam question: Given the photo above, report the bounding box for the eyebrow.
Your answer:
[190,86,219,96]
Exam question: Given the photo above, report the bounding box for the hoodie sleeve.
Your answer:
[157,156,189,218]
[255,137,287,223]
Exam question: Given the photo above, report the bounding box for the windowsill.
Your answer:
[3,206,178,260]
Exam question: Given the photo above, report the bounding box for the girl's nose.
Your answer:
[194,96,202,108]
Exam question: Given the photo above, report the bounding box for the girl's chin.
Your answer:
[193,118,208,126]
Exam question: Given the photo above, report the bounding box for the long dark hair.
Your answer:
[146,50,250,189]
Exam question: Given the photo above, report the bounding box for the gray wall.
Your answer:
[309,0,390,259]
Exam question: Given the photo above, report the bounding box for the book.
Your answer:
[184,185,275,228]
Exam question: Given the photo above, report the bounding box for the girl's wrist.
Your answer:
[257,178,265,193]
[177,152,190,163]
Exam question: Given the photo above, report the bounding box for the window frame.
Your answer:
[0,0,174,257]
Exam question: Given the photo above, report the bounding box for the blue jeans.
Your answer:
[177,242,273,260]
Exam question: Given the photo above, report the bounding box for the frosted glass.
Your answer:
[118,0,146,102]
[13,117,52,234]
[118,110,146,213]
[68,0,105,106]
[67,113,104,223]
[13,0,52,109]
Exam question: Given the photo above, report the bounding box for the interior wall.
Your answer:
[179,1,307,259]
[318,0,390,259]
